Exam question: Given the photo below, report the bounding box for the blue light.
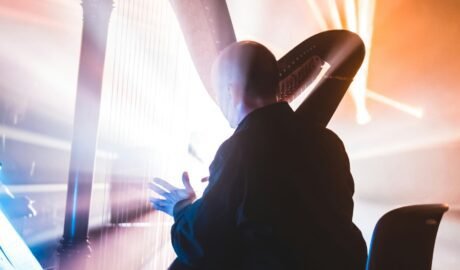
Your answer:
[0,162,3,172]
[0,209,43,270]
[70,172,79,238]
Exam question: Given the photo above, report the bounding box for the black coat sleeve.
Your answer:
[170,141,245,269]
[316,128,368,269]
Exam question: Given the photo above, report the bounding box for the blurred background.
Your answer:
[0,0,459,269]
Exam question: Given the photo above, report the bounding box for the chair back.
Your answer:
[366,204,449,270]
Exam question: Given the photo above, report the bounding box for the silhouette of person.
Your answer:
[150,41,367,270]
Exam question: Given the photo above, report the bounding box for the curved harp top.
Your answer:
[279,30,365,127]
[170,0,365,127]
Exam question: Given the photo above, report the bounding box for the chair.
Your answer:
[366,204,449,270]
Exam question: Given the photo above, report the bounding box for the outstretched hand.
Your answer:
[149,172,196,217]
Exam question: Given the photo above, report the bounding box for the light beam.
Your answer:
[306,0,329,31]
[366,90,424,118]
[327,0,343,29]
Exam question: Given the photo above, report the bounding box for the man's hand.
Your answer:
[149,171,196,217]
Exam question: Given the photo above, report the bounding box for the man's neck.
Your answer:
[234,99,277,127]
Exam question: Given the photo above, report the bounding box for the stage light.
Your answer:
[289,62,331,111]
[0,209,42,270]
[344,0,358,32]
[0,124,116,159]
[327,0,343,29]
[355,104,372,125]
[366,90,424,118]
[350,0,376,125]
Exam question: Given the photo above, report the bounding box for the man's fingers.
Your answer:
[150,199,166,208]
[153,177,178,191]
[150,198,174,217]
[153,205,166,213]
[182,171,194,192]
[150,198,167,210]
[149,182,168,197]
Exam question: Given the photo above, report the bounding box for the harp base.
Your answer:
[57,238,91,270]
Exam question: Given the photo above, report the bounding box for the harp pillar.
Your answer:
[58,0,113,269]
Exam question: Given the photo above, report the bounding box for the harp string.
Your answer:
[136,0,151,265]
[139,0,154,265]
[94,0,131,267]
[85,0,202,268]
[132,0,148,261]
[97,0,122,267]
[117,0,131,265]
[115,0,130,266]
[150,0,164,266]
[134,0,147,227]
[155,0,168,267]
[111,0,129,267]
[90,0,195,268]
[98,0,121,265]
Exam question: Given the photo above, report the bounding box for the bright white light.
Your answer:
[366,90,424,118]
[349,0,376,124]
[289,62,331,110]
[327,0,343,29]
[0,209,42,270]
[0,125,117,160]
[355,104,372,125]
[344,0,358,32]
[350,73,372,124]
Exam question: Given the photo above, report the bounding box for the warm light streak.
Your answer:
[289,62,332,110]
[349,0,376,124]
[304,0,376,124]
[358,0,376,45]
[0,5,78,31]
[366,90,424,118]
[356,0,376,83]
[327,0,343,29]
[350,75,372,125]
[344,0,358,32]
[306,0,329,31]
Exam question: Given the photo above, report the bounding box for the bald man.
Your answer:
[150,41,367,270]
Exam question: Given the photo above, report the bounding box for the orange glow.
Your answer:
[327,0,343,29]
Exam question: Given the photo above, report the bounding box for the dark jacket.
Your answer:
[170,102,367,270]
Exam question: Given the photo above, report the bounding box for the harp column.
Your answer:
[58,0,113,268]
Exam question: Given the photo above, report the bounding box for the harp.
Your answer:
[59,1,191,269]
[58,0,365,269]
[170,0,365,127]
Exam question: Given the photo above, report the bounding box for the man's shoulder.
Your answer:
[219,130,250,150]
[297,122,345,147]
[212,130,252,164]
[316,127,346,150]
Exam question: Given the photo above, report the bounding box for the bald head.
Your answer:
[212,41,279,127]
